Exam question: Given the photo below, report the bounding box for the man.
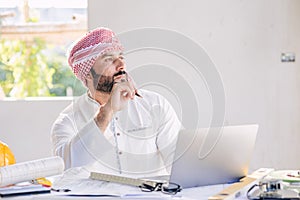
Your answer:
[51,27,181,177]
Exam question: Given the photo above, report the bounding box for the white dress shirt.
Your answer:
[51,89,182,177]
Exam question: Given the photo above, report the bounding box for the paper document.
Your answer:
[0,156,64,187]
[0,184,50,197]
[52,166,174,198]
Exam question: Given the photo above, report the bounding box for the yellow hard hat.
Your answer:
[0,140,16,167]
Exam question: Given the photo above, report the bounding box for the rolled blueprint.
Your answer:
[0,156,64,187]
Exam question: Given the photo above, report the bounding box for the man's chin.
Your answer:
[95,88,113,94]
[95,83,114,94]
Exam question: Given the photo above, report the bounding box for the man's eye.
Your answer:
[119,56,125,60]
[104,58,113,62]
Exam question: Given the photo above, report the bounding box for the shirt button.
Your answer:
[116,132,120,136]
[118,151,122,155]
[115,117,118,120]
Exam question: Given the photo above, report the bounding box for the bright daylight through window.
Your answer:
[0,0,87,98]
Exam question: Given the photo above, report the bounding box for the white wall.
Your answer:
[0,98,71,162]
[1,0,299,170]
[88,0,300,171]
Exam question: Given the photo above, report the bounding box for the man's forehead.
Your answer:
[101,51,123,58]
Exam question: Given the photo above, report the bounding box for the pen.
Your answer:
[51,188,71,192]
[135,92,142,98]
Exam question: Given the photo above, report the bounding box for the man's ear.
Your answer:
[85,73,94,89]
[86,73,93,81]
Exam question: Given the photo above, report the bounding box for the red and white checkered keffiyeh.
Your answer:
[68,27,124,85]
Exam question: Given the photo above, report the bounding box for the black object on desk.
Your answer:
[0,185,50,197]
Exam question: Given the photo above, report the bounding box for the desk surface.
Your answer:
[0,165,258,200]
[0,184,249,200]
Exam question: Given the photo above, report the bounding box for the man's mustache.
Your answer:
[113,70,127,77]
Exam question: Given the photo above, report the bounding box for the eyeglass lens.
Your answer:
[161,182,182,195]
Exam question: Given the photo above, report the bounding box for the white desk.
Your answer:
[0,183,250,200]
[1,166,263,200]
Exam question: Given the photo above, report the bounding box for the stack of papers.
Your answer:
[0,185,50,197]
[51,166,178,199]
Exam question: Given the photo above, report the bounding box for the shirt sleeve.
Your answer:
[51,113,115,169]
[154,95,183,174]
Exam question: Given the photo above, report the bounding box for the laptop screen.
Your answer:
[169,124,258,188]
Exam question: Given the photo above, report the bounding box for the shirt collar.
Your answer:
[75,92,102,122]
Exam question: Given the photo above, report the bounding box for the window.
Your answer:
[0,0,87,98]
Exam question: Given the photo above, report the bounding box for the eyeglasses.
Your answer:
[89,172,181,196]
[139,182,182,195]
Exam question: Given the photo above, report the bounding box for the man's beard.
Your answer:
[92,71,126,93]
[94,75,114,93]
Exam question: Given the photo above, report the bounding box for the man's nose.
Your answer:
[114,57,125,71]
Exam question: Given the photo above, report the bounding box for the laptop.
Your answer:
[169,124,258,188]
